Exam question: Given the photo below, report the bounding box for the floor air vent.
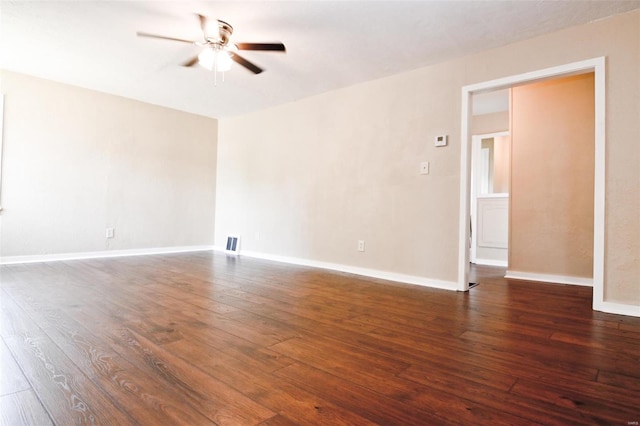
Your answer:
[225,235,240,254]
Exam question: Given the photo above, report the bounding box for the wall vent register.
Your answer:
[225,235,240,254]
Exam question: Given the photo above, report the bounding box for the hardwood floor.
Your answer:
[1,252,638,425]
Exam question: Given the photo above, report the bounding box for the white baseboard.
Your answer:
[217,247,458,292]
[473,258,508,267]
[502,271,640,317]
[505,270,593,287]
[0,245,215,265]
[594,301,640,317]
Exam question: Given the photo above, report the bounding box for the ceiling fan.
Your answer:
[137,14,286,75]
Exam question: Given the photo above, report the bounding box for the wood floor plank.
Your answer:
[0,294,136,425]
[597,370,640,391]
[4,287,131,382]
[326,316,599,382]
[400,364,597,425]
[1,252,638,424]
[5,290,224,425]
[458,329,633,377]
[94,323,276,425]
[269,340,532,425]
[64,286,271,420]
[0,338,31,396]
[202,359,379,426]
[139,282,240,315]
[513,370,640,412]
[258,414,300,426]
[550,329,640,356]
[510,378,639,424]
[0,390,53,426]
[619,321,640,333]
[269,335,411,376]
[163,327,296,374]
[90,366,218,425]
[274,362,455,425]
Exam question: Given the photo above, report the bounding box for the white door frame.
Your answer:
[457,57,607,313]
[470,131,509,266]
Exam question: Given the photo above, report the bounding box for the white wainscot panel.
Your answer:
[477,196,509,249]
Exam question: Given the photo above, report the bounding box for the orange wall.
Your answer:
[509,73,595,278]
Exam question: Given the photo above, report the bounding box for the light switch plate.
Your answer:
[420,161,430,175]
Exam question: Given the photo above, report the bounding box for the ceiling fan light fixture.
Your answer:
[197,47,214,70]
[216,50,233,72]
[197,47,232,72]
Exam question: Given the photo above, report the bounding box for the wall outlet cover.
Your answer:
[420,161,430,175]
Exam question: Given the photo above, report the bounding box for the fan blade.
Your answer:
[137,32,195,44]
[197,13,207,32]
[236,42,286,52]
[231,53,263,74]
[182,56,199,67]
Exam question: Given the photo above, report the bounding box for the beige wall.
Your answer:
[509,74,595,278]
[0,71,218,257]
[218,68,462,282]
[479,136,510,194]
[471,111,509,135]
[493,135,510,194]
[216,10,639,305]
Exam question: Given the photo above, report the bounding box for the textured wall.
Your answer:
[0,72,218,257]
[471,111,509,135]
[509,74,595,279]
[216,10,639,305]
[217,66,462,283]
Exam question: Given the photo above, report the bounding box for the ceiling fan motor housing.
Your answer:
[212,20,233,46]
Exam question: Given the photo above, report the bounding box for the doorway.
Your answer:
[470,131,510,268]
[457,57,606,312]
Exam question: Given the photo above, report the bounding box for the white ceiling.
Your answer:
[2,1,638,118]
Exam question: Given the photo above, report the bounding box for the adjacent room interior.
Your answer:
[1,2,639,425]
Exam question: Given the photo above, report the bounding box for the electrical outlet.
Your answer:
[357,240,365,252]
[106,228,115,239]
